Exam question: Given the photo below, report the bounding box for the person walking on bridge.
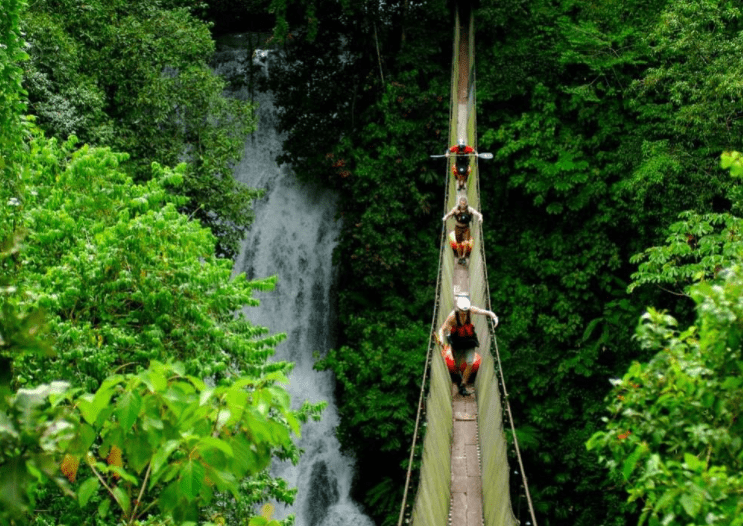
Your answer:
[445,139,477,190]
[442,195,483,265]
[438,296,498,396]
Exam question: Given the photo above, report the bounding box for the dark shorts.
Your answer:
[454,224,471,243]
[453,347,475,367]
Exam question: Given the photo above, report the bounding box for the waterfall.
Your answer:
[215,35,375,526]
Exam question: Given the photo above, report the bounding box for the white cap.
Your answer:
[456,296,471,311]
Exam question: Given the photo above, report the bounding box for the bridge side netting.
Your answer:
[408,10,461,526]
[460,9,518,526]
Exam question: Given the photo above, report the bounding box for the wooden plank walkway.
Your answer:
[450,389,482,526]
[448,4,484,526]
[448,248,483,526]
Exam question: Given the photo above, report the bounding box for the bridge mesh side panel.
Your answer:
[409,14,460,526]
[410,354,453,526]
[463,11,519,526]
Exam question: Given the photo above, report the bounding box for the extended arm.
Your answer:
[469,306,499,326]
[442,206,457,222]
[469,206,483,223]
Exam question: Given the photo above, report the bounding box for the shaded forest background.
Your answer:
[3,0,743,525]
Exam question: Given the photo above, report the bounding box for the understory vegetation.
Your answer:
[2,1,316,524]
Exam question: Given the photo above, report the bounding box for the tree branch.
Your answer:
[130,460,152,523]
[88,461,117,504]
[655,284,691,298]
[373,22,385,86]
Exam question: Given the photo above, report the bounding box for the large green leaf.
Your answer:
[77,477,99,507]
[197,436,233,457]
[112,485,131,515]
[178,459,206,500]
[115,390,142,432]
[149,439,181,488]
[679,490,703,518]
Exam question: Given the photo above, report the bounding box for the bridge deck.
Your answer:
[448,5,484,525]
[451,391,482,526]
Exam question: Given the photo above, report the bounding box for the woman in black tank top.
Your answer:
[442,196,483,264]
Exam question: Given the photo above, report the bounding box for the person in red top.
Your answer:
[437,295,498,396]
[445,139,477,191]
[447,140,476,156]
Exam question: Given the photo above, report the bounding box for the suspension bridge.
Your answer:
[397,3,538,525]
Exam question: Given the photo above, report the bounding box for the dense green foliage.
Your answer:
[1,139,303,524]
[0,0,312,523]
[0,3,56,519]
[589,297,743,526]
[21,0,261,257]
[474,1,743,523]
[14,139,284,391]
[0,0,28,204]
[587,155,743,526]
[3,358,295,525]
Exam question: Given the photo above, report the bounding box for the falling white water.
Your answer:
[215,36,375,526]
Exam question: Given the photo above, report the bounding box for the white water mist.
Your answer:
[215,35,374,526]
